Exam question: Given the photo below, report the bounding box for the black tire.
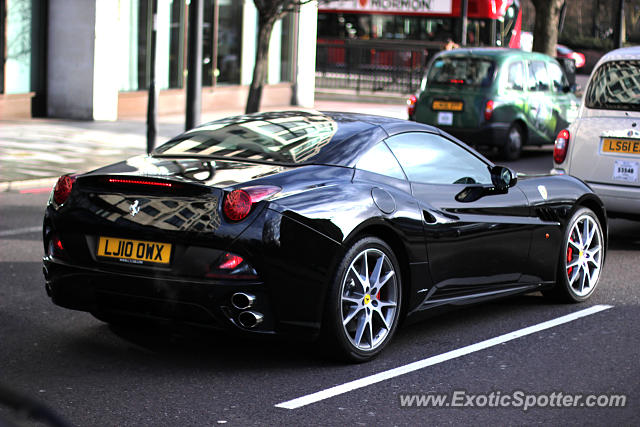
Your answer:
[544,207,605,303]
[501,123,524,161]
[324,237,403,362]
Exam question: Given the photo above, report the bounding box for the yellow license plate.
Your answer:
[97,236,172,265]
[602,138,640,155]
[432,100,463,111]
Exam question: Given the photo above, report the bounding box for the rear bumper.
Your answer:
[439,123,510,147]
[587,181,640,219]
[43,257,278,333]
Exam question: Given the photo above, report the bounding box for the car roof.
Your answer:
[319,111,440,134]
[594,46,640,68]
[156,110,443,168]
[435,47,553,62]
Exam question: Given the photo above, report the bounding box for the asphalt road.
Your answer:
[1,149,638,426]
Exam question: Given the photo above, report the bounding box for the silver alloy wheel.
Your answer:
[340,248,399,351]
[565,214,603,297]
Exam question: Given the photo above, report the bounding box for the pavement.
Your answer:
[0,100,406,191]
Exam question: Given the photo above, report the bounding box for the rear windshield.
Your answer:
[153,111,338,164]
[585,60,640,111]
[426,57,495,87]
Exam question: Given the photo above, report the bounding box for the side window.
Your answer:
[385,132,492,185]
[528,61,549,91]
[356,141,406,180]
[506,61,524,91]
[548,61,568,92]
[526,61,537,91]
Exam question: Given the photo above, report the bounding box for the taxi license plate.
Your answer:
[602,138,640,155]
[432,100,463,111]
[97,236,171,265]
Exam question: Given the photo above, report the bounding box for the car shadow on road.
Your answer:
[78,320,340,369]
[69,291,582,370]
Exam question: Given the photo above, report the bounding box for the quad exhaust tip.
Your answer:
[231,292,255,310]
[238,311,263,329]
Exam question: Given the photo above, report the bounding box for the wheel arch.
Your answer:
[575,194,608,250]
[341,222,413,321]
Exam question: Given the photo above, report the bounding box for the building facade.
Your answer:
[0,0,318,120]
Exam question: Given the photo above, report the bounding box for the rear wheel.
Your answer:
[545,207,605,302]
[501,123,523,160]
[324,237,402,362]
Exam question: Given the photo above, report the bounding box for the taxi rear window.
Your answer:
[585,60,640,111]
[427,57,495,87]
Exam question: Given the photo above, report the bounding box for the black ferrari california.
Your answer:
[43,111,607,361]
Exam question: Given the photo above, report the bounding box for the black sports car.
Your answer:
[43,111,607,361]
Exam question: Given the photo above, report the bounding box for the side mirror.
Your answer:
[455,167,518,202]
[490,165,517,192]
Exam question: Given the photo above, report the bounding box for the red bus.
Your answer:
[317,0,522,62]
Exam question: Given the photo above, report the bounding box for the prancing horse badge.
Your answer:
[129,200,140,217]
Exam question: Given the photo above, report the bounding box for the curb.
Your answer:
[315,90,408,105]
[1,177,58,193]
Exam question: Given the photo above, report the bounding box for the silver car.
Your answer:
[552,46,640,220]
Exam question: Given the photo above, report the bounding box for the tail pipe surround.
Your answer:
[238,311,264,328]
[231,292,255,310]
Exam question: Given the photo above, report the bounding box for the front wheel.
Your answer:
[546,207,605,302]
[324,237,402,362]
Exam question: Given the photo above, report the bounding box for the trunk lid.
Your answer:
[50,156,293,275]
[568,111,640,188]
[415,86,488,129]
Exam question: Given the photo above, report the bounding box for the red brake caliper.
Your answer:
[376,291,381,300]
[567,238,573,276]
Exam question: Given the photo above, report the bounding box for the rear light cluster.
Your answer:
[218,252,244,270]
[207,251,258,279]
[554,129,570,164]
[407,95,417,118]
[222,185,280,222]
[44,230,65,259]
[53,175,76,205]
[484,100,494,121]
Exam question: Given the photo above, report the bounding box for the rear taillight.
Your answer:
[554,129,570,164]
[53,175,76,205]
[572,52,586,68]
[45,232,66,259]
[484,100,494,121]
[407,95,417,117]
[223,185,280,222]
[206,251,258,279]
[218,253,244,270]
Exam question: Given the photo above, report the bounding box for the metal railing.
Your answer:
[315,40,442,94]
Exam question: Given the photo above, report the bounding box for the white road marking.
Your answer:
[0,226,41,237]
[275,304,613,410]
